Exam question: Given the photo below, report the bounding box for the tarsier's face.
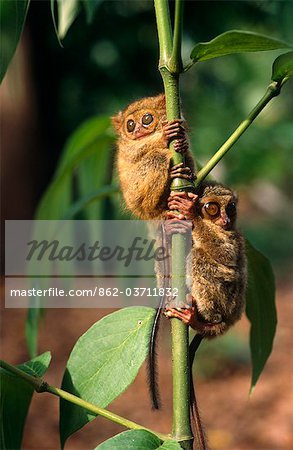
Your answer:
[198,195,237,230]
[123,109,160,140]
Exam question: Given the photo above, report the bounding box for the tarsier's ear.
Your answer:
[233,191,239,202]
[111,111,123,132]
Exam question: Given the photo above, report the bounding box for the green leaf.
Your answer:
[76,138,114,219]
[0,0,30,82]
[60,307,155,448]
[0,352,51,450]
[95,430,181,450]
[245,240,277,394]
[26,306,44,358]
[35,115,114,219]
[271,51,293,83]
[57,0,80,39]
[63,184,119,219]
[83,0,103,23]
[190,30,291,63]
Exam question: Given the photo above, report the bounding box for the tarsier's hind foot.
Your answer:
[162,119,189,153]
[164,306,196,326]
[165,301,226,337]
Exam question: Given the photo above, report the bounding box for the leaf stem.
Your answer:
[0,360,169,441]
[195,81,281,186]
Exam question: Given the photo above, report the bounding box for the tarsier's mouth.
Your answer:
[134,129,153,139]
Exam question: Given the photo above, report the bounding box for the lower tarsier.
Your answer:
[113,95,247,450]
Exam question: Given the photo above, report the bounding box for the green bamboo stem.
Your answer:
[0,359,168,441]
[169,0,184,74]
[155,1,193,448]
[195,81,281,187]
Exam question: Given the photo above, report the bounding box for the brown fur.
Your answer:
[191,182,247,337]
[112,94,195,219]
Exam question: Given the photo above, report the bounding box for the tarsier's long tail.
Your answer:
[189,334,208,450]
[147,296,164,409]
[147,223,170,410]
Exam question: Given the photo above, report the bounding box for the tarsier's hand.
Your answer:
[170,163,195,181]
[167,191,198,220]
[162,119,188,154]
[163,215,193,236]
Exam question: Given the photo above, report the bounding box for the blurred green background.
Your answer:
[1,0,292,277]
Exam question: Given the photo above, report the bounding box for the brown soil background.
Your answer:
[1,281,292,450]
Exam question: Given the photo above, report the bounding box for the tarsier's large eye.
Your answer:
[226,202,236,216]
[142,113,154,126]
[204,202,220,217]
[127,119,135,132]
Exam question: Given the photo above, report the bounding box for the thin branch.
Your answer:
[195,81,281,186]
[0,359,169,441]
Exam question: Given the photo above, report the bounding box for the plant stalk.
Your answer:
[0,359,169,441]
[195,81,281,186]
[155,1,193,448]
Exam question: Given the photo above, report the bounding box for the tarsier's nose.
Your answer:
[134,123,142,133]
[221,212,230,226]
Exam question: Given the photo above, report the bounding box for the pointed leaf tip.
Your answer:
[245,240,277,394]
[272,51,293,83]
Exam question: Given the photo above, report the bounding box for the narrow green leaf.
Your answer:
[26,306,44,358]
[190,30,291,63]
[271,51,293,83]
[95,429,182,450]
[60,307,155,447]
[57,0,80,39]
[35,115,114,219]
[245,240,277,394]
[0,352,51,450]
[63,185,119,219]
[83,0,103,23]
[0,0,30,82]
[77,140,114,219]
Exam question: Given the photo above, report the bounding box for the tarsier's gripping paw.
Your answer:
[170,163,195,181]
[167,191,198,220]
[163,119,188,153]
[164,306,196,326]
[163,216,193,235]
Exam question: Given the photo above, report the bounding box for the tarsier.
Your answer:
[112,93,196,219]
[165,182,247,337]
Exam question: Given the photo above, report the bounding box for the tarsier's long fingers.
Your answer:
[173,138,189,154]
[170,163,195,181]
[164,307,196,326]
[168,191,198,220]
[163,120,188,152]
[163,217,192,235]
